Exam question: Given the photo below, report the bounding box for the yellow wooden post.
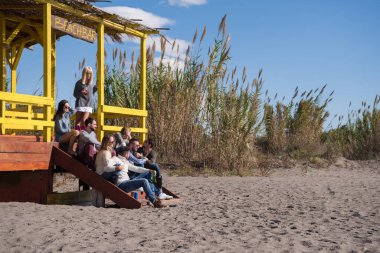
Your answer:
[43,3,52,142]
[96,23,105,141]
[0,17,5,134]
[139,35,147,143]
[51,30,56,139]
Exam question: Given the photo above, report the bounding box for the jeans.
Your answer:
[118,178,157,204]
[145,163,161,178]
[133,171,161,195]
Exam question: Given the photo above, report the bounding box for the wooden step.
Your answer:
[0,135,41,142]
[0,142,57,153]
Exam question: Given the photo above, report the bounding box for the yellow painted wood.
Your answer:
[102,125,148,134]
[33,0,151,38]
[97,23,105,141]
[0,17,5,134]
[4,110,44,119]
[12,42,25,70]
[102,105,148,117]
[0,92,54,105]
[43,3,52,142]
[5,22,24,45]
[2,123,43,131]
[0,117,54,127]
[0,17,5,90]
[139,35,147,142]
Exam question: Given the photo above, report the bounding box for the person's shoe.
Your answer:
[158,192,173,200]
[153,199,164,208]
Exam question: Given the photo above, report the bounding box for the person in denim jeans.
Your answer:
[95,135,164,208]
[128,138,173,200]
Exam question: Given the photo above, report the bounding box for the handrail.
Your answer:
[0,91,54,106]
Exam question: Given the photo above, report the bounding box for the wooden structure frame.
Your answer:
[0,0,159,142]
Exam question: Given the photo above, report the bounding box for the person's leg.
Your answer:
[81,112,90,127]
[74,111,83,129]
[145,163,161,178]
[68,130,80,154]
[132,171,151,180]
[118,179,156,204]
[132,171,160,194]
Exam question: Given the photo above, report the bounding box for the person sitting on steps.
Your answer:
[77,117,100,157]
[128,138,173,200]
[114,126,132,154]
[53,99,79,155]
[95,135,164,208]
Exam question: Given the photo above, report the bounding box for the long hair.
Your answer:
[53,99,69,120]
[81,66,93,85]
[100,134,113,151]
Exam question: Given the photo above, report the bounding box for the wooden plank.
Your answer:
[0,141,56,153]
[52,147,141,209]
[0,135,41,142]
[0,161,50,171]
[0,170,51,203]
[0,153,51,162]
[47,190,92,205]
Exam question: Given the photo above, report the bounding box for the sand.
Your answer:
[0,159,379,252]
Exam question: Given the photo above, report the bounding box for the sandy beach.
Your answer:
[0,160,379,252]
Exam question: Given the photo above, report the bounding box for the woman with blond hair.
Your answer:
[73,66,97,130]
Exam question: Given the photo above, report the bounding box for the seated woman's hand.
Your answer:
[116,164,124,171]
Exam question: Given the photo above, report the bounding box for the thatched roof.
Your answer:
[0,0,159,47]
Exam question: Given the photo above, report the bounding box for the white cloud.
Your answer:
[168,0,208,7]
[101,6,174,28]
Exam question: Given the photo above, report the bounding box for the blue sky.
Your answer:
[13,0,380,128]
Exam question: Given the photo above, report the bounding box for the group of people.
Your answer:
[53,66,172,208]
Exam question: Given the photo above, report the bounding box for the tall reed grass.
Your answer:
[102,16,379,174]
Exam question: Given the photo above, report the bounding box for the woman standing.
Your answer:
[73,66,97,130]
[54,99,79,155]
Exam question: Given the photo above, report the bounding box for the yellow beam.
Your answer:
[0,17,5,89]
[0,91,54,105]
[43,2,52,142]
[139,35,147,142]
[102,125,148,134]
[5,22,24,45]
[0,12,43,30]
[102,105,148,117]
[0,117,54,127]
[0,17,5,134]
[33,0,150,38]
[0,124,43,131]
[97,23,105,141]
[4,110,44,119]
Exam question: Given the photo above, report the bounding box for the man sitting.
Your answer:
[77,117,101,157]
[127,138,173,200]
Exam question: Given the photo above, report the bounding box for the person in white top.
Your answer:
[94,134,163,208]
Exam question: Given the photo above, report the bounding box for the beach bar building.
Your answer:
[0,0,177,208]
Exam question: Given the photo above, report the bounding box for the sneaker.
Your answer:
[153,199,164,208]
[158,192,173,200]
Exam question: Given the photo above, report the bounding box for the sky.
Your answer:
[12,0,380,129]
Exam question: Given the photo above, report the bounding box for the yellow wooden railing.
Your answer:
[0,91,54,136]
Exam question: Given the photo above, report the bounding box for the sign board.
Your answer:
[51,15,96,43]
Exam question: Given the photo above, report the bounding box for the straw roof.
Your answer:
[0,0,159,47]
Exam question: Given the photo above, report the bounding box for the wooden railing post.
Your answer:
[43,3,52,142]
[139,35,147,143]
[0,17,5,134]
[96,23,105,141]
